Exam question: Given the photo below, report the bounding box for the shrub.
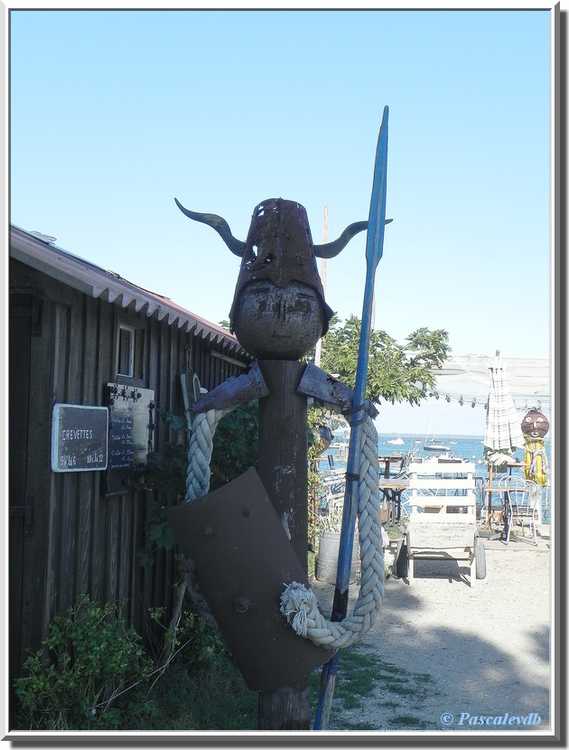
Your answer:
[14,596,152,730]
[210,401,259,489]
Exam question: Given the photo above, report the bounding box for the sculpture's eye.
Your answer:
[536,417,544,422]
[245,246,259,269]
[525,416,532,422]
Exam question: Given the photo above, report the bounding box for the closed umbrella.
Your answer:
[484,352,524,455]
[484,352,525,525]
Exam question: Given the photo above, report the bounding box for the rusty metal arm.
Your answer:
[191,361,269,414]
[296,363,377,419]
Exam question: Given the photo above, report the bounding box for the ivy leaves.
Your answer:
[210,401,259,490]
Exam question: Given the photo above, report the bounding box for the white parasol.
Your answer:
[484,352,525,454]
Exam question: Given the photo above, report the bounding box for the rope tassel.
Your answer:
[280,582,316,637]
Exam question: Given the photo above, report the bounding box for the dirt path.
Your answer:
[312,538,551,732]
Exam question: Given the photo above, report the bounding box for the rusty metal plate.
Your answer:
[168,468,333,691]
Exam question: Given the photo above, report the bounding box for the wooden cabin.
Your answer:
[9,225,252,677]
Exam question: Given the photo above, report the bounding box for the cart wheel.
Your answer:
[475,538,487,579]
[396,542,409,579]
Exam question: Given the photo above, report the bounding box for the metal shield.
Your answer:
[168,468,333,691]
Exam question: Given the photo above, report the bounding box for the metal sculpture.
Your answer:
[175,197,369,358]
[521,407,549,486]
[169,109,391,730]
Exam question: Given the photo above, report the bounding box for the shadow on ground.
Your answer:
[312,555,550,733]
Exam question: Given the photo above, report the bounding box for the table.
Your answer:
[378,478,409,525]
[378,455,404,479]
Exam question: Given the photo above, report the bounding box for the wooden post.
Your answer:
[487,462,493,528]
[256,359,311,730]
[258,687,311,731]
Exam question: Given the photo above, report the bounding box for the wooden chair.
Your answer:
[404,460,485,586]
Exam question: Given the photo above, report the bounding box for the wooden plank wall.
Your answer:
[9,260,246,675]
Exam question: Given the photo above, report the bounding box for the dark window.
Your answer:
[116,323,146,381]
[117,326,134,377]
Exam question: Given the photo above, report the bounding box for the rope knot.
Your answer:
[280,581,318,637]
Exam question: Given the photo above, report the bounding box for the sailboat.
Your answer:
[421,420,450,452]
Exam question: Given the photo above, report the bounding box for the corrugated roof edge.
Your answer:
[9,225,251,359]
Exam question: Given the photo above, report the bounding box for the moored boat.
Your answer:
[424,442,451,452]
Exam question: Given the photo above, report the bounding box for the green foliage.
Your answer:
[121,649,256,731]
[142,402,259,499]
[320,316,450,406]
[148,606,226,672]
[133,444,186,565]
[308,648,381,715]
[14,599,258,731]
[210,401,259,490]
[14,597,152,730]
[306,405,330,551]
[142,442,187,499]
[13,398,260,731]
[120,615,256,731]
[309,647,438,730]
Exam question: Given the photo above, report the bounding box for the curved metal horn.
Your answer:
[313,218,393,259]
[313,221,368,258]
[174,198,246,257]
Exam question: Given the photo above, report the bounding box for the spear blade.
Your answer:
[366,105,389,270]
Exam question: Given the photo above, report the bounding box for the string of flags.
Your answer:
[432,392,546,412]
[431,355,550,414]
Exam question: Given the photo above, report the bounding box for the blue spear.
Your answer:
[313,106,390,730]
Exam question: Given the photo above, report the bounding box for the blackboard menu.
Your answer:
[51,404,109,472]
[106,383,155,470]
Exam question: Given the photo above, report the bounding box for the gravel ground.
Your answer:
[312,536,551,733]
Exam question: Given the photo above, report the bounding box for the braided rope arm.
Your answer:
[185,406,384,650]
[185,408,233,502]
[279,415,384,649]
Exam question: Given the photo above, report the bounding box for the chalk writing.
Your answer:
[51,404,109,473]
[106,383,154,470]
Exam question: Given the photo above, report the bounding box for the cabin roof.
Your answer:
[10,225,250,358]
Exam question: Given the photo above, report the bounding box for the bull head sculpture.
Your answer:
[175,196,383,359]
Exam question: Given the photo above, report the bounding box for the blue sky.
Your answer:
[10,9,551,434]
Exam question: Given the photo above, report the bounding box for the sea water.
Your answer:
[320,432,552,523]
